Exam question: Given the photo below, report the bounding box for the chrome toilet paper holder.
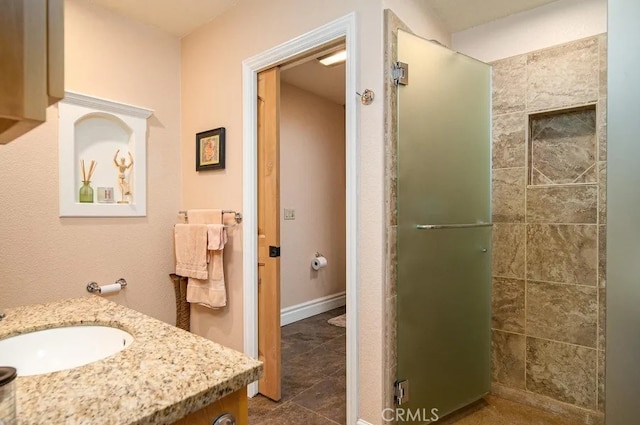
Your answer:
[315,252,323,258]
[87,278,127,294]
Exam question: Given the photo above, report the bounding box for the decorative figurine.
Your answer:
[113,149,133,204]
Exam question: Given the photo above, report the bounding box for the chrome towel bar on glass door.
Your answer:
[416,223,493,230]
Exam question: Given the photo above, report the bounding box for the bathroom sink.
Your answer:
[0,325,133,376]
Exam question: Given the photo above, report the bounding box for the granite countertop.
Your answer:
[0,296,262,425]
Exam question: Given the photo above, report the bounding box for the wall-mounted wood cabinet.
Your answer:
[0,0,64,144]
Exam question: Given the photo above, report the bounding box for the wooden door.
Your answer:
[257,67,281,401]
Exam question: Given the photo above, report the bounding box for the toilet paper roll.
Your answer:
[311,256,328,271]
[99,283,122,294]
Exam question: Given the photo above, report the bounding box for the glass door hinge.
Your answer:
[395,379,409,405]
[392,62,409,86]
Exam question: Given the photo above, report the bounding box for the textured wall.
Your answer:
[382,0,451,46]
[280,83,346,309]
[0,0,181,323]
[452,0,607,63]
[490,35,607,415]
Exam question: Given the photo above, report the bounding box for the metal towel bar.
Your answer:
[416,223,493,230]
[178,210,242,224]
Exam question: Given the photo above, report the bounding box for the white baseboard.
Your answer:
[280,291,346,326]
[247,382,258,398]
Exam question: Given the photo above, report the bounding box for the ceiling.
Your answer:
[89,0,237,38]
[89,0,563,39]
[87,0,562,103]
[424,0,561,32]
[281,60,345,105]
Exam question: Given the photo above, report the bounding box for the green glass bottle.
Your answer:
[79,181,94,203]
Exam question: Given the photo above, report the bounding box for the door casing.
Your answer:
[241,13,359,424]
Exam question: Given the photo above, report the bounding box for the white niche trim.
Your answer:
[58,91,153,217]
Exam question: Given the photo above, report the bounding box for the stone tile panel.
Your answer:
[598,350,605,412]
[527,38,599,111]
[493,56,527,115]
[492,331,526,389]
[599,34,607,99]
[492,277,525,333]
[599,161,607,223]
[493,113,526,169]
[493,168,526,223]
[598,97,607,161]
[493,224,526,279]
[598,287,606,350]
[526,224,598,285]
[526,185,597,224]
[526,281,597,347]
[599,225,607,287]
[526,337,597,409]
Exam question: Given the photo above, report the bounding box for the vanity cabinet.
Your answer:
[172,389,248,425]
[2,297,262,424]
[0,0,64,144]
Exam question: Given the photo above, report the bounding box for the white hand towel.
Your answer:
[174,224,208,280]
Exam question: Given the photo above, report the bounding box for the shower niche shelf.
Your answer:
[528,104,597,186]
[58,91,153,217]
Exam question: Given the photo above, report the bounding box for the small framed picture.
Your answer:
[196,127,226,171]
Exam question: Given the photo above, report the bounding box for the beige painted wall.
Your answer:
[280,83,346,309]
[382,0,451,45]
[0,0,181,323]
[180,0,386,422]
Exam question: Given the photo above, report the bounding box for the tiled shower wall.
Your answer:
[491,35,607,414]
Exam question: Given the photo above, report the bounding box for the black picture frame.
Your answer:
[196,127,226,171]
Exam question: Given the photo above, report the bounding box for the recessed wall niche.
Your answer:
[528,105,597,186]
[58,92,153,217]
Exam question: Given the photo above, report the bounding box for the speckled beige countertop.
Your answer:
[0,296,262,425]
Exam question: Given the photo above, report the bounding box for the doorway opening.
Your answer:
[241,13,358,425]
[251,40,348,423]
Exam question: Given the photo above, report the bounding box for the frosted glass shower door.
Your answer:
[396,30,492,420]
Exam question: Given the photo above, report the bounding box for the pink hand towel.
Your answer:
[187,209,221,224]
[187,249,227,308]
[174,224,208,280]
[185,210,228,308]
[207,224,228,251]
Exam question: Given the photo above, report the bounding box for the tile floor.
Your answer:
[248,308,584,425]
[438,396,588,425]
[249,307,347,425]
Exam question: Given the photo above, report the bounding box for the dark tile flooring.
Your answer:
[248,307,576,425]
[249,307,347,425]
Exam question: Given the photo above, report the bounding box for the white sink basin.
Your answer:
[0,326,133,376]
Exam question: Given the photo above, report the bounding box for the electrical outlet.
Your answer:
[284,208,295,220]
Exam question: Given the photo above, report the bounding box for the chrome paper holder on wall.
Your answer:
[86,278,128,294]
